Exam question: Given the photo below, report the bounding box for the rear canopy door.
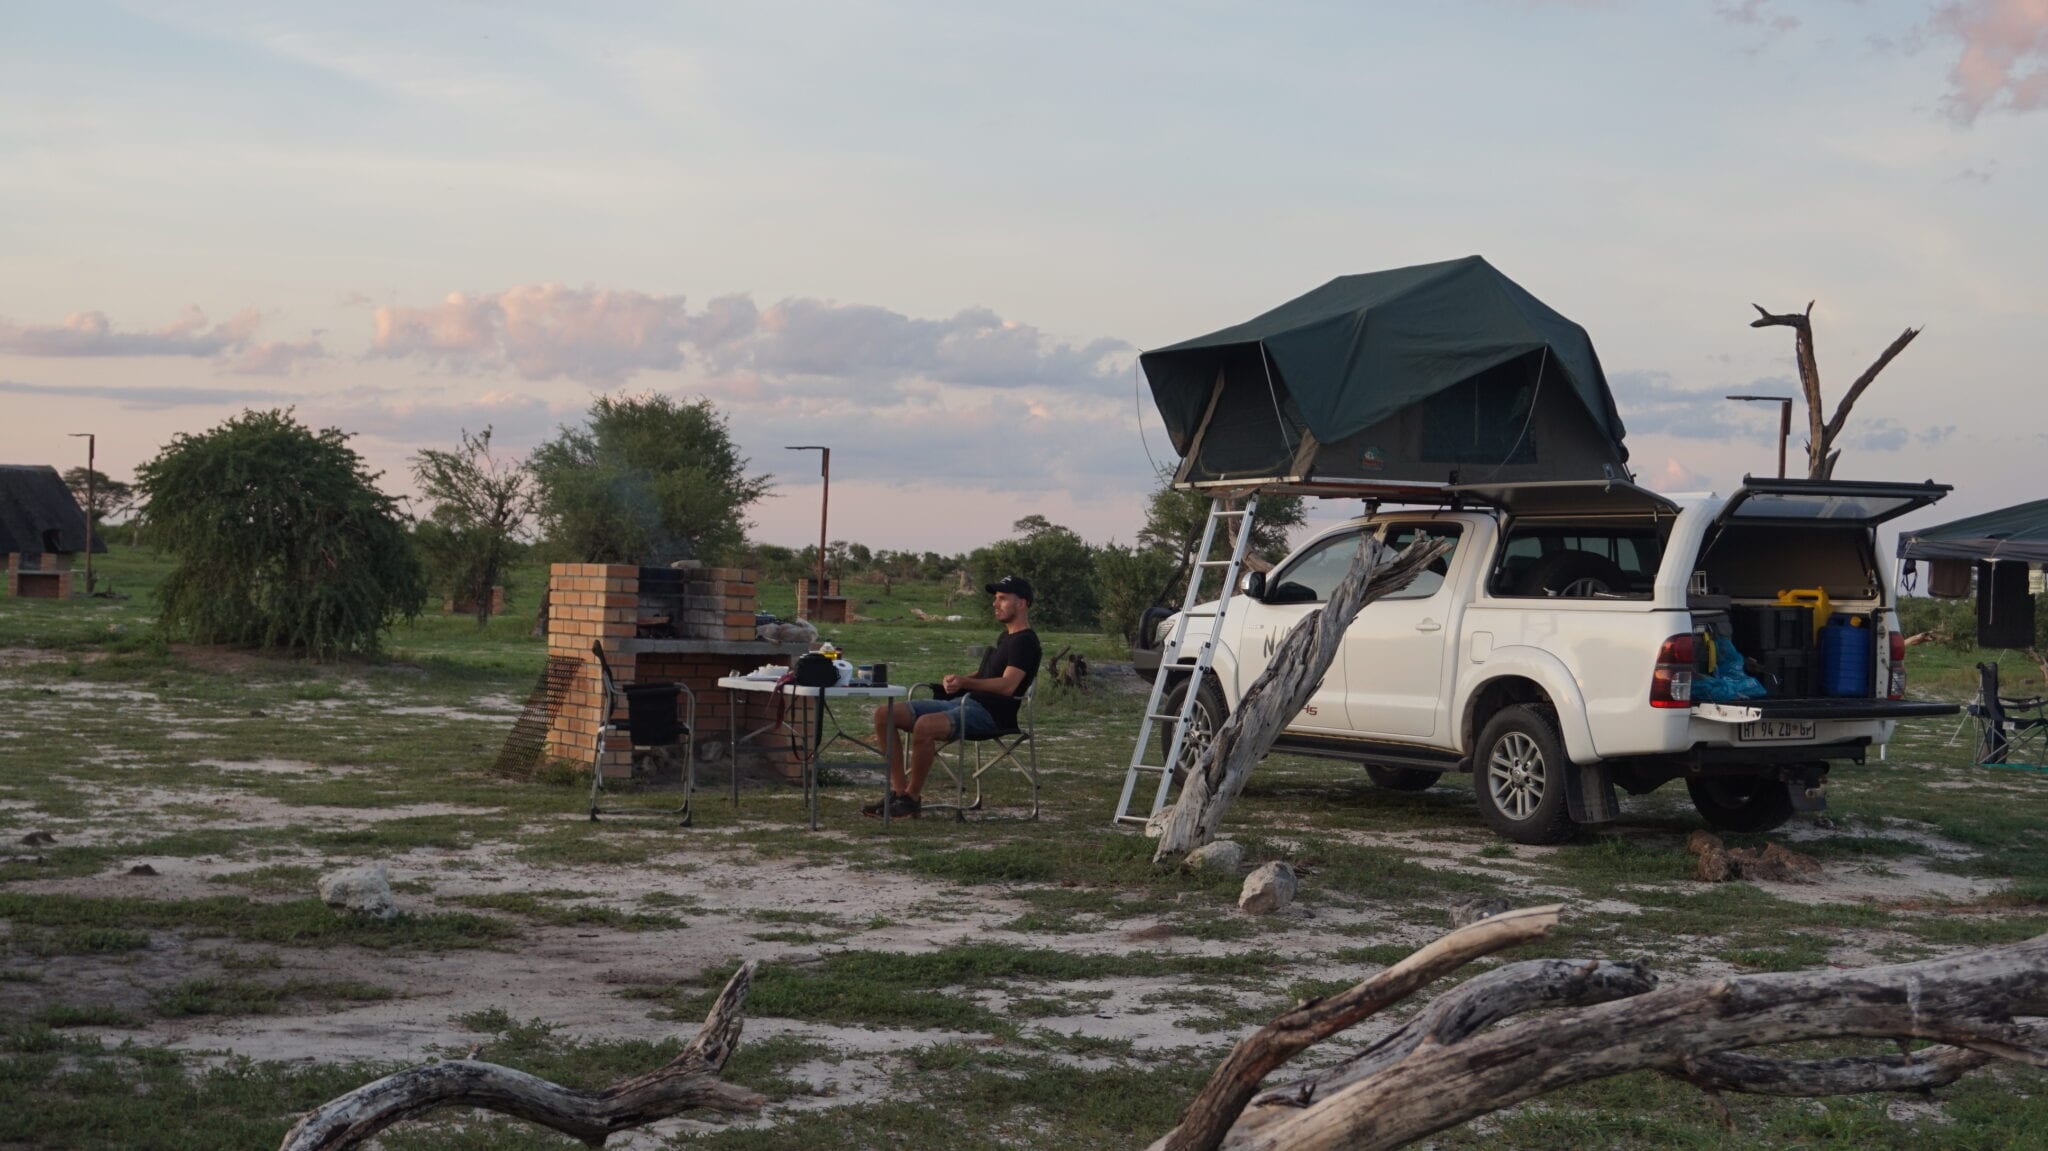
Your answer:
[1717,479,1950,527]
[1448,478,1679,520]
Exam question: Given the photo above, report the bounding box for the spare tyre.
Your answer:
[1516,551,1630,598]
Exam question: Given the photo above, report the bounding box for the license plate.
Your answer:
[1739,719,1816,742]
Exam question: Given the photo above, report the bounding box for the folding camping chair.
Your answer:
[1970,662,2048,772]
[588,641,697,824]
[910,682,1041,820]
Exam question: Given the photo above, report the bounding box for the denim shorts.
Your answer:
[908,697,999,740]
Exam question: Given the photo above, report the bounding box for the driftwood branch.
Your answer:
[279,961,766,1151]
[1822,325,1921,449]
[1162,918,2048,1151]
[1152,905,1563,1151]
[1152,534,1456,858]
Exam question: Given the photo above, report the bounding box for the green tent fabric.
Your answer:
[1898,499,2048,564]
[1141,256,1629,487]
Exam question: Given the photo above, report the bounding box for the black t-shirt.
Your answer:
[967,627,1041,730]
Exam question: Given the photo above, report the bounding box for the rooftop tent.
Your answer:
[0,464,102,556]
[1140,256,1630,492]
[1897,498,2048,565]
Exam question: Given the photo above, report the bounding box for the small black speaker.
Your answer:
[1976,561,2037,650]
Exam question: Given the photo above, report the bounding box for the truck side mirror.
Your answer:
[1244,571,1266,601]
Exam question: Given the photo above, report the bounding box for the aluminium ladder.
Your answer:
[1113,494,1258,828]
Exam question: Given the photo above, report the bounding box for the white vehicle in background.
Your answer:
[1140,477,1959,844]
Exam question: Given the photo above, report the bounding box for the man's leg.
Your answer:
[871,703,911,793]
[905,710,957,800]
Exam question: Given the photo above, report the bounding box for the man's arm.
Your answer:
[941,666,1025,697]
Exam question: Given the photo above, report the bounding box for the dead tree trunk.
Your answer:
[1152,534,1456,859]
[1749,302,1920,479]
[278,962,765,1150]
[1151,914,2048,1151]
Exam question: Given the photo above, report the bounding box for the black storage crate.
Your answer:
[623,682,682,745]
[1757,650,1813,698]
[1733,606,1809,659]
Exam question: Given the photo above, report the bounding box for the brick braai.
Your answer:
[544,563,812,780]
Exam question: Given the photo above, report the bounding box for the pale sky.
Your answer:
[3,1,2044,554]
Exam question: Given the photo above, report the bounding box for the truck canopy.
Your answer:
[1141,256,1630,492]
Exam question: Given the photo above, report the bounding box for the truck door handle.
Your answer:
[1416,619,1442,633]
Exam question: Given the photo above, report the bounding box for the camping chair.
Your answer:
[1971,662,2048,772]
[588,641,697,824]
[909,682,1041,820]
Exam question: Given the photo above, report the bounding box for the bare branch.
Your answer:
[1749,302,1827,476]
[279,961,765,1151]
[1822,325,1922,446]
[1152,905,1561,1151]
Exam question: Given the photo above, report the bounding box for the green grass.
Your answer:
[7,546,2048,1149]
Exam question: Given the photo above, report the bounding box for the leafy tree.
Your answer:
[530,394,770,564]
[61,467,134,530]
[135,409,426,657]
[410,427,533,626]
[1134,472,1308,606]
[970,515,1098,630]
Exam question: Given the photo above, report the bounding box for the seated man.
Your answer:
[867,575,1042,818]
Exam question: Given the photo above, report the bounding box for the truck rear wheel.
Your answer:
[1686,775,1795,833]
[1473,705,1576,844]
[1365,765,1441,792]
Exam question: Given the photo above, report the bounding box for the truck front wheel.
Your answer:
[1161,675,1227,783]
[1686,775,1795,833]
[1473,705,1576,844]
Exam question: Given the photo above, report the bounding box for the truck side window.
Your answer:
[1265,530,1367,604]
[1488,525,1664,599]
[1378,524,1462,600]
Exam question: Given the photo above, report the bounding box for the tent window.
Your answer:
[1421,364,1538,465]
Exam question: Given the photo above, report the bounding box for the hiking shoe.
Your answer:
[861,793,898,818]
[885,793,922,819]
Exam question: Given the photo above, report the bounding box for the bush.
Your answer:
[135,410,426,657]
[1093,543,1178,643]
[970,517,1098,630]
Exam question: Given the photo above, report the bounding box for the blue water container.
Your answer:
[1818,615,1873,697]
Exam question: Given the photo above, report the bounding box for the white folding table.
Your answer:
[716,676,909,829]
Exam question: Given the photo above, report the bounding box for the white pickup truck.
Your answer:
[1142,478,1960,843]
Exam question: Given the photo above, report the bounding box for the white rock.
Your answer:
[1238,861,1298,915]
[1183,840,1244,876]
[318,863,398,920]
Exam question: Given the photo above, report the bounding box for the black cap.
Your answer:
[985,575,1034,603]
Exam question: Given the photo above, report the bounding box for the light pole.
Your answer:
[1725,395,1793,480]
[66,432,94,595]
[785,445,829,618]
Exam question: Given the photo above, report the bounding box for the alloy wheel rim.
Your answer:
[1175,700,1215,775]
[1487,732,1545,821]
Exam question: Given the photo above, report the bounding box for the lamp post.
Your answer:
[66,432,94,595]
[1725,395,1793,480]
[785,445,829,618]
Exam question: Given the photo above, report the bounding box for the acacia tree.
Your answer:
[1749,302,1921,479]
[529,394,769,565]
[970,515,1098,630]
[135,410,425,657]
[410,427,533,627]
[61,467,134,532]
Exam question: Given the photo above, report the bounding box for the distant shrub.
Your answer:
[135,410,425,658]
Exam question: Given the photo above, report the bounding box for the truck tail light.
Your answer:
[1650,633,1695,709]
[1888,629,1907,700]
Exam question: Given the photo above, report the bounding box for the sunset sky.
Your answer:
[3,1,2044,553]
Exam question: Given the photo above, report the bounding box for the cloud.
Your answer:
[372,285,693,381]
[370,284,1134,391]
[1608,370,1778,440]
[1712,0,1800,32]
[1930,0,2048,123]
[1650,457,1712,492]
[0,307,261,358]
[227,338,329,376]
[0,378,292,410]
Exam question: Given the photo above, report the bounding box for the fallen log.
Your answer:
[278,962,765,1151]
[1148,913,2048,1151]
[1152,534,1455,859]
